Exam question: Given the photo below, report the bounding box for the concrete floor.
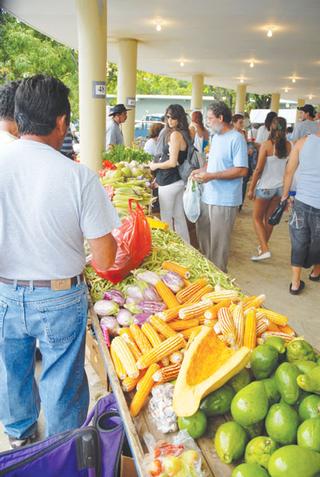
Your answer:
[0,198,319,453]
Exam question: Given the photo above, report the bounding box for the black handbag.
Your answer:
[268,199,287,225]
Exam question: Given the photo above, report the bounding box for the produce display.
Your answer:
[85,210,319,476]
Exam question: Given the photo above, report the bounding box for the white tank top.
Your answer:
[257,147,287,190]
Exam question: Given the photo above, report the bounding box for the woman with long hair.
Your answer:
[149,104,190,243]
[255,111,278,145]
[189,110,209,153]
[248,117,292,260]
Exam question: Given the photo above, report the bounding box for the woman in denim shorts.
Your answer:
[248,117,292,261]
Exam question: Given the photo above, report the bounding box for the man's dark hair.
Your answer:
[264,111,277,130]
[0,81,21,121]
[15,75,70,135]
[232,113,244,123]
[208,101,232,124]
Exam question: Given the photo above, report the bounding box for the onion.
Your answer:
[116,309,133,327]
[99,316,120,336]
[94,300,119,316]
[125,285,144,301]
[143,285,161,302]
[103,289,125,306]
[133,313,152,325]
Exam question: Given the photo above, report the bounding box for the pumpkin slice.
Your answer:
[173,326,251,416]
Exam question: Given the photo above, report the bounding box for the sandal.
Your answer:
[309,271,320,282]
[289,280,305,295]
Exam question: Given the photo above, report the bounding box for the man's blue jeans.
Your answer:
[0,281,89,439]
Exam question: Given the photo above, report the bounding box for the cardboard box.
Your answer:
[86,329,108,386]
[120,455,138,477]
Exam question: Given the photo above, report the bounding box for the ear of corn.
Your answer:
[278,324,296,336]
[243,294,266,311]
[232,302,245,347]
[267,322,281,332]
[137,333,186,369]
[218,307,236,340]
[152,363,181,384]
[201,289,239,303]
[256,317,270,336]
[141,323,162,347]
[184,284,214,304]
[161,261,190,279]
[261,331,295,342]
[176,278,208,304]
[150,315,177,338]
[110,343,127,380]
[155,280,180,309]
[178,299,212,320]
[129,324,153,354]
[181,325,203,339]
[119,328,142,361]
[169,351,184,364]
[156,304,186,323]
[243,308,257,349]
[130,363,160,417]
[203,300,233,320]
[242,295,256,304]
[112,336,139,378]
[122,376,140,392]
[257,308,288,326]
[169,317,199,331]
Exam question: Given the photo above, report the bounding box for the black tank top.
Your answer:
[156,144,188,186]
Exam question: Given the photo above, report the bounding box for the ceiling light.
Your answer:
[240,78,244,83]
[286,103,290,108]
[250,61,254,68]
[179,61,184,67]
[156,24,162,32]
[292,78,296,83]
[284,87,289,93]
[267,29,273,38]
[309,94,313,100]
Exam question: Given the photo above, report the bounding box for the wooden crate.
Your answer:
[86,328,108,386]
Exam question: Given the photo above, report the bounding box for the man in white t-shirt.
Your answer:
[291,104,319,142]
[0,80,20,148]
[0,75,119,449]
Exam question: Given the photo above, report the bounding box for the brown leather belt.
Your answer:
[0,274,84,291]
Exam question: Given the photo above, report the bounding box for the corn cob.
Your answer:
[257,308,288,326]
[169,318,199,331]
[122,376,139,392]
[242,295,256,304]
[184,284,214,304]
[218,307,236,340]
[203,300,232,320]
[176,278,208,304]
[141,322,169,366]
[278,324,296,336]
[169,351,184,364]
[243,308,257,349]
[156,304,187,323]
[256,317,269,336]
[183,279,191,287]
[137,334,186,370]
[152,364,181,384]
[110,343,127,380]
[229,303,237,314]
[256,310,268,321]
[261,331,295,342]
[155,280,180,309]
[149,315,177,339]
[178,299,212,320]
[243,294,266,312]
[130,363,160,417]
[111,336,139,378]
[161,261,190,279]
[130,324,153,354]
[119,328,142,361]
[202,289,239,303]
[267,322,281,332]
[232,302,245,347]
[181,325,203,339]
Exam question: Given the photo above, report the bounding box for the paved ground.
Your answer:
[1,198,319,452]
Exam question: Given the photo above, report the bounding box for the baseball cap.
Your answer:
[297,104,316,117]
[108,104,131,116]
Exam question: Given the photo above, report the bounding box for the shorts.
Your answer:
[289,199,320,268]
[255,187,283,199]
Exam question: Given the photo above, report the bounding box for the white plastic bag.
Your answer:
[183,178,201,223]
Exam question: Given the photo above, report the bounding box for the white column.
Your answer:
[271,93,280,113]
[296,98,305,121]
[191,74,204,111]
[235,84,247,113]
[76,0,106,172]
[117,39,137,146]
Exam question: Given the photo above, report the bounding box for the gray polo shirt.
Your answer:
[291,119,319,142]
[106,118,124,147]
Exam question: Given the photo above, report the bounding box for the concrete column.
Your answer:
[191,74,204,111]
[235,84,247,113]
[296,98,305,121]
[117,39,137,146]
[271,93,280,113]
[76,0,106,172]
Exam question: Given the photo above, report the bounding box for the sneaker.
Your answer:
[9,433,37,449]
[251,251,271,261]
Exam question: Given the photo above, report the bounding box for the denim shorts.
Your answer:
[289,199,320,268]
[255,187,283,199]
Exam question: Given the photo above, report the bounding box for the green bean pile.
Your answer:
[85,228,238,302]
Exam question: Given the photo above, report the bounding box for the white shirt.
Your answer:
[0,130,17,147]
[144,138,157,156]
[255,125,270,144]
[0,139,120,279]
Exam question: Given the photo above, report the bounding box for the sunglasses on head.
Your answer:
[166,114,177,119]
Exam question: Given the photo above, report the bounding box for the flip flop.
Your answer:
[309,272,320,282]
[289,280,305,295]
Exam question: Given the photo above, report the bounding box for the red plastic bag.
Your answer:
[93,199,152,284]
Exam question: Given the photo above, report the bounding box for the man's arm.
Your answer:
[88,233,117,272]
[281,137,306,200]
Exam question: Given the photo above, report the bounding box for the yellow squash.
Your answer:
[173,326,251,417]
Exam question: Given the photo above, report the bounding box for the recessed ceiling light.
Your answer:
[286,103,290,108]
[267,29,273,38]
[156,24,162,32]
[240,78,244,83]
[250,61,254,68]
[292,78,296,83]
[179,61,185,67]
[309,94,313,100]
[284,87,289,93]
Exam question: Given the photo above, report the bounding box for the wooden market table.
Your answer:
[89,306,234,477]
